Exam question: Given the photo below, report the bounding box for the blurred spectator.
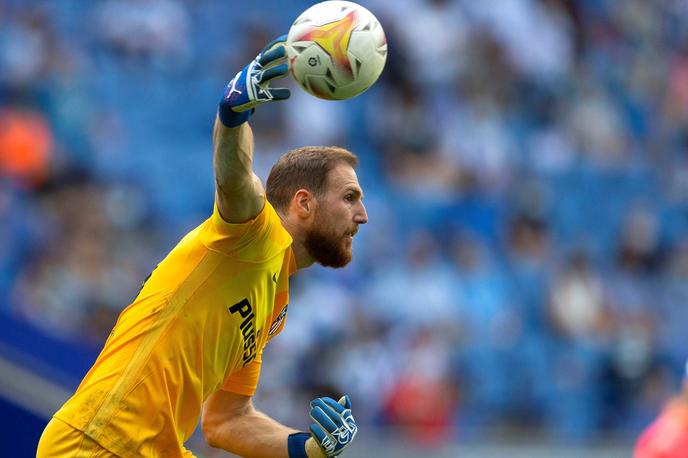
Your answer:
[450,231,530,427]
[0,107,54,187]
[565,80,630,169]
[10,174,157,343]
[465,0,575,83]
[364,230,457,324]
[383,327,458,446]
[547,251,609,343]
[93,0,191,67]
[545,251,610,438]
[387,0,468,87]
[0,5,55,89]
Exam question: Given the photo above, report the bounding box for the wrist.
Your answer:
[288,432,312,458]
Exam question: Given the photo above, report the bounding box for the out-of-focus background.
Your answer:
[2,0,687,456]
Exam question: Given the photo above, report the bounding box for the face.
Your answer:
[304,163,368,268]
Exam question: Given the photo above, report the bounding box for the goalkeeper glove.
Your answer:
[309,395,358,457]
[218,35,290,128]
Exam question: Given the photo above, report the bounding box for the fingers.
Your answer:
[267,87,290,101]
[309,423,329,443]
[260,34,288,55]
[258,46,286,67]
[312,397,344,412]
[310,404,339,432]
[311,398,343,422]
[310,423,336,455]
[337,395,352,410]
[322,397,346,415]
[259,64,289,84]
[258,35,288,67]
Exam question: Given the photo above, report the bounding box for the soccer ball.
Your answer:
[286,1,387,100]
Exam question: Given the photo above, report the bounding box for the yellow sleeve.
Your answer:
[199,200,292,261]
[222,353,262,396]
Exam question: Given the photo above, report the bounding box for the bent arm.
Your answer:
[213,116,265,223]
[202,390,323,458]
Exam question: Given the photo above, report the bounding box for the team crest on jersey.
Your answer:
[269,304,288,336]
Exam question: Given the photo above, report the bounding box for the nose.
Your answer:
[355,201,368,225]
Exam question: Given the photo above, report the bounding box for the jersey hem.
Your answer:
[51,414,127,458]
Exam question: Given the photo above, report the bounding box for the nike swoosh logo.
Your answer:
[272,272,278,283]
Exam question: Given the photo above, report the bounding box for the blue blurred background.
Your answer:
[2,0,688,456]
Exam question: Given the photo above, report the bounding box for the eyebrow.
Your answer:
[345,187,364,200]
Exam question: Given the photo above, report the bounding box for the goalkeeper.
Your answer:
[36,35,367,458]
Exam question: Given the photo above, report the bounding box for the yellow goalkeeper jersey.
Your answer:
[54,200,295,458]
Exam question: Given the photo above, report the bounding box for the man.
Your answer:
[635,361,688,458]
[36,36,367,458]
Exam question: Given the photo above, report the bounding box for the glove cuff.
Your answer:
[218,104,253,128]
[288,432,311,458]
[218,80,255,128]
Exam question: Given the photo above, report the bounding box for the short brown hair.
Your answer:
[266,146,359,212]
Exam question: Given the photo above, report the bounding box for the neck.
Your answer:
[279,213,315,270]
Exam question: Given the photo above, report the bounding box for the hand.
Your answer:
[308,395,357,457]
[218,35,290,127]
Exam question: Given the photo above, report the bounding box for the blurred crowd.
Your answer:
[2,0,688,446]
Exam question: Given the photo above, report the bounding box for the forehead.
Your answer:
[325,162,361,191]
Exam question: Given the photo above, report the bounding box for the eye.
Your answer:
[345,193,354,202]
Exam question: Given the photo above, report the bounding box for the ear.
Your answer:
[292,189,315,219]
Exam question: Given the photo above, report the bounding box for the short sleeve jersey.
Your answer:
[54,201,296,458]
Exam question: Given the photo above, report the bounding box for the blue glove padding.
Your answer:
[218,35,290,127]
[309,395,357,457]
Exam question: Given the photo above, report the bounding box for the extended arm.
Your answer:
[213,119,265,222]
[202,390,324,458]
[214,36,290,222]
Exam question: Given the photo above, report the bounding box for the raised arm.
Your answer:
[214,36,290,222]
[213,120,264,222]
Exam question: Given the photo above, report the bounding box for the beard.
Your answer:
[304,216,353,268]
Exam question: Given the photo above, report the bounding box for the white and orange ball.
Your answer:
[286,1,387,100]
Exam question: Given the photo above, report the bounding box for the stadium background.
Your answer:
[1,0,687,456]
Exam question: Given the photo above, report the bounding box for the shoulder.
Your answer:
[200,199,292,260]
[216,173,266,224]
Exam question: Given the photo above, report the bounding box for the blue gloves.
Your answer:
[309,395,358,457]
[218,35,291,127]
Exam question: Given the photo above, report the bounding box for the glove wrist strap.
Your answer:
[218,79,255,128]
[217,104,253,128]
[288,432,311,458]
